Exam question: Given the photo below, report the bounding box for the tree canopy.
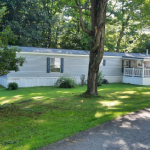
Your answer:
[0,0,149,53]
[0,7,25,76]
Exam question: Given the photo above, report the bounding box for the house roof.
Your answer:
[17,46,150,58]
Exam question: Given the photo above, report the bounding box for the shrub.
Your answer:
[55,75,76,88]
[8,82,18,90]
[102,79,109,84]
[97,71,103,86]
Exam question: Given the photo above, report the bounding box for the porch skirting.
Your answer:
[123,76,150,85]
[0,76,123,88]
[104,76,123,83]
[5,76,82,88]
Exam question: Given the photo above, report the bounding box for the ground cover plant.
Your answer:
[0,83,150,150]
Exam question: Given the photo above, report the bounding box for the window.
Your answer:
[47,57,64,73]
[124,60,129,68]
[50,58,60,72]
[137,60,142,68]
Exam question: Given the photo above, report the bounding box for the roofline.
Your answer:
[122,56,150,59]
[19,52,89,57]
[19,52,122,58]
[122,56,144,60]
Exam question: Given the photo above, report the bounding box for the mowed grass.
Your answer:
[0,83,150,150]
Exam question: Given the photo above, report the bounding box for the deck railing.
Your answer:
[144,69,150,77]
[124,68,144,77]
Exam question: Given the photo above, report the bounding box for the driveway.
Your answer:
[39,108,150,150]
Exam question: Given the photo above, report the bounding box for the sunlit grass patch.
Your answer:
[118,96,130,99]
[0,83,150,150]
[142,92,150,95]
[99,100,122,107]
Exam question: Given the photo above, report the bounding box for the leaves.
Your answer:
[0,7,25,76]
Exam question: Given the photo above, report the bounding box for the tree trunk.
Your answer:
[74,0,108,95]
[84,0,108,95]
[48,24,51,48]
[55,26,59,48]
[116,15,130,52]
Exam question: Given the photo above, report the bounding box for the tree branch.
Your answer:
[58,1,90,10]
[74,0,79,6]
[106,0,117,17]
[75,0,92,35]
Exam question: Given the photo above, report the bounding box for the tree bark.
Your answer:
[85,0,108,95]
[73,0,108,95]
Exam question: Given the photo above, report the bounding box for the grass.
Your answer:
[0,83,150,150]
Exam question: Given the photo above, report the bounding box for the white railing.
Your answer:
[124,68,133,76]
[124,68,150,77]
[124,68,142,77]
[134,68,142,76]
[144,69,150,77]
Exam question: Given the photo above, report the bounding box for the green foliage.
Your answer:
[97,71,103,86]
[105,0,150,52]
[0,7,25,76]
[7,82,18,90]
[0,46,26,76]
[55,75,76,88]
[132,34,150,53]
[0,7,6,22]
[0,26,16,46]
[1,0,150,52]
[59,7,91,50]
[0,0,63,48]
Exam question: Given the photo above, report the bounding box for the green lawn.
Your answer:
[0,83,150,150]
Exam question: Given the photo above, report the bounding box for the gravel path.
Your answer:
[39,108,150,150]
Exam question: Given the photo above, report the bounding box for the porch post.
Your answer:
[142,61,144,77]
[132,68,134,77]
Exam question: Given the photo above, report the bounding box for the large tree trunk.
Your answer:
[74,0,108,95]
[85,0,107,95]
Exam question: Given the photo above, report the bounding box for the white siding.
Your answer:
[145,61,150,68]
[5,53,124,87]
[104,76,122,83]
[100,57,123,76]
[8,54,123,78]
[0,75,8,88]
[7,54,89,77]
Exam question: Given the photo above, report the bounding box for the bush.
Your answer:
[8,82,18,90]
[97,71,103,86]
[55,75,76,88]
[102,79,109,84]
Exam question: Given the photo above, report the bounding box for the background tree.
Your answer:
[0,0,63,48]
[59,8,91,50]
[105,0,150,53]
[0,7,25,76]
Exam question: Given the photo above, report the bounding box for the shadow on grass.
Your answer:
[0,83,150,150]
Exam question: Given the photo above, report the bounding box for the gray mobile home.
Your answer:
[0,47,150,87]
